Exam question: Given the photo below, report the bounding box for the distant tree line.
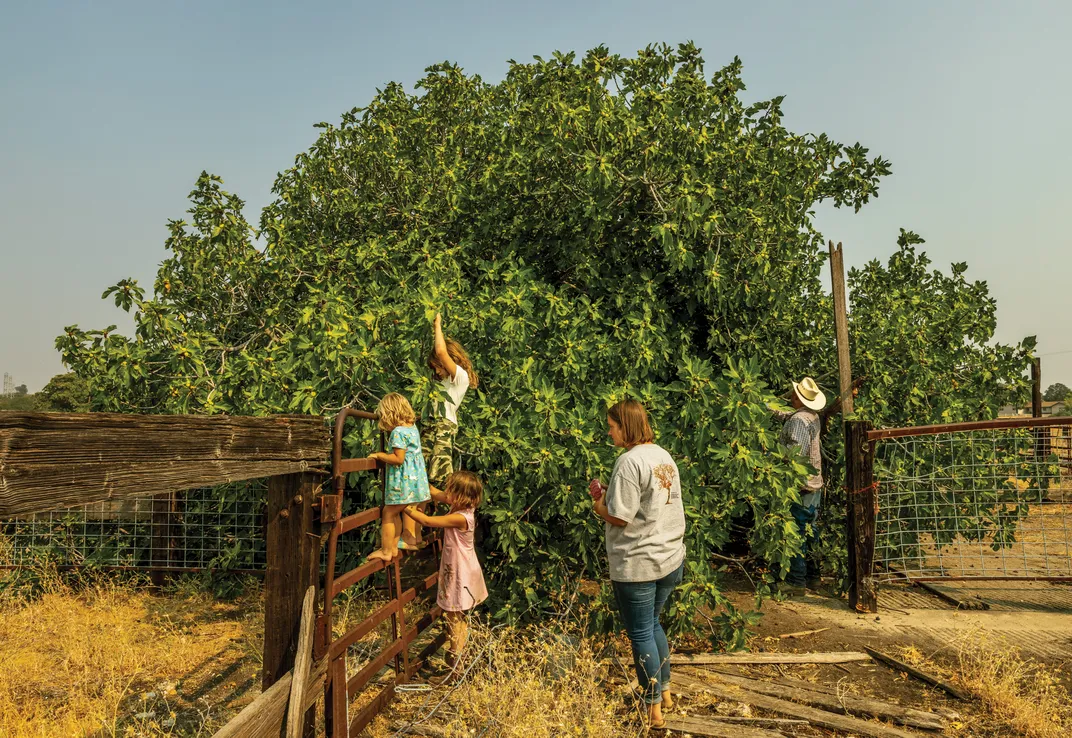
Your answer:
[0,373,91,412]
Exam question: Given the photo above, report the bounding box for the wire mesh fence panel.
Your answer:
[0,481,267,572]
[873,421,1072,582]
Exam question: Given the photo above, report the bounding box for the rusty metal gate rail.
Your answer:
[316,409,445,737]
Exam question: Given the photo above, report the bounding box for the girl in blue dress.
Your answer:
[366,393,431,562]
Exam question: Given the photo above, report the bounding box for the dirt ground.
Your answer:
[3,573,1071,737]
[373,579,1072,737]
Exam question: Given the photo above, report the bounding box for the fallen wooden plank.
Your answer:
[864,647,972,701]
[683,668,944,731]
[671,672,927,738]
[680,716,809,727]
[778,627,829,639]
[671,651,870,665]
[915,580,990,610]
[711,666,957,720]
[0,411,330,516]
[393,723,449,738]
[213,669,292,738]
[662,715,784,737]
[762,671,857,697]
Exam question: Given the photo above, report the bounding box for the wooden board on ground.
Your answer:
[681,667,945,730]
[779,627,830,639]
[671,651,871,665]
[662,715,785,738]
[671,672,928,738]
[864,647,972,701]
[0,411,330,516]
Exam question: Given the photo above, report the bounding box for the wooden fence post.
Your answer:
[1032,358,1042,418]
[149,491,178,586]
[1031,358,1051,459]
[829,240,854,416]
[845,420,877,613]
[264,471,323,735]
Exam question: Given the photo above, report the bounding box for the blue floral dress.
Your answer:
[386,425,431,505]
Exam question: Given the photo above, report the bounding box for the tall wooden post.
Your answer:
[845,420,877,613]
[1031,358,1051,458]
[1032,358,1042,418]
[149,491,178,586]
[829,240,854,416]
[264,471,322,735]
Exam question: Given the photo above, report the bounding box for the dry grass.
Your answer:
[0,566,262,738]
[900,634,1072,738]
[369,620,644,738]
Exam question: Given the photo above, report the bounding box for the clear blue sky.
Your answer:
[1,0,1070,393]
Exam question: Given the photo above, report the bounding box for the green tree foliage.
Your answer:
[850,229,1031,428]
[1044,383,1070,402]
[34,373,92,412]
[56,45,1032,641]
[0,393,35,411]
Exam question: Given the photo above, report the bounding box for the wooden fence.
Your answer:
[0,411,332,736]
[2,409,444,737]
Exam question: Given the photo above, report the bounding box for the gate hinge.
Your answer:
[318,494,342,524]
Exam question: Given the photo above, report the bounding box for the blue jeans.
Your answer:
[789,490,821,586]
[612,561,684,705]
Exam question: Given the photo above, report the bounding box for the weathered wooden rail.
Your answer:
[0,411,330,516]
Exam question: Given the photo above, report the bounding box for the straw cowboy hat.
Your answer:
[792,377,827,411]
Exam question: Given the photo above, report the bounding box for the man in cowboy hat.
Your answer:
[772,377,826,590]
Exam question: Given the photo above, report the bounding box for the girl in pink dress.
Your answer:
[403,471,488,674]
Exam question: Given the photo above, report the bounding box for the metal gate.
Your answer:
[848,415,1072,612]
[316,409,445,736]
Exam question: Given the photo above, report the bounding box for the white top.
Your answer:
[438,365,470,425]
[604,443,686,582]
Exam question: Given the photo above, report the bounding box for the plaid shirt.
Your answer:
[774,408,823,491]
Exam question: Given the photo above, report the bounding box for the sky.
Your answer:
[1,0,1070,393]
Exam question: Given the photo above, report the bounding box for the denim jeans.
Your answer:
[789,490,821,586]
[612,561,685,705]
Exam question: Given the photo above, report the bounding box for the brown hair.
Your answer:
[376,392,416,432]
[428,338,479,389]
[607,397,655,448]
[444,470,483,508]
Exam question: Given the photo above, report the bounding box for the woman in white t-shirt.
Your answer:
[423,312,478,488]
[589,398,685,729]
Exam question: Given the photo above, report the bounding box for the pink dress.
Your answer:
[437,508,488,612]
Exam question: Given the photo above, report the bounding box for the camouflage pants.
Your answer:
[422,418,457,488]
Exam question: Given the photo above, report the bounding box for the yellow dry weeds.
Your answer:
[900,633,1072,738]
[0,570,260,738]
[369,621,642,738]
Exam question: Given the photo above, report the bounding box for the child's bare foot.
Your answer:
[366,549,391,563]
[661,689,673,710]
[400,533,419,548]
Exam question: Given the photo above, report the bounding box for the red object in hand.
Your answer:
[589,479,605,500]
